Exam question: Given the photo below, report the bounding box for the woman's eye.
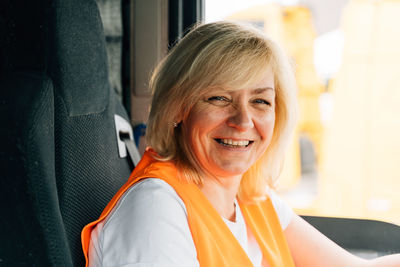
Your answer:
[207,96,230,102]
[206,96,231,106]
[253,99,272,106]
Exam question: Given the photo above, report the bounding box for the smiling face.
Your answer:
[182,68,276,180]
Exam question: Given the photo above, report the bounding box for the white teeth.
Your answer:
[221,139,250,147]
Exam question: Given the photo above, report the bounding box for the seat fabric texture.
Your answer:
[0,0,132,266]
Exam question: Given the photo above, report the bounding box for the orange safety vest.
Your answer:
[81,150,294,267]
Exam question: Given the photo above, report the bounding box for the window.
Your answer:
[206,0,400,226]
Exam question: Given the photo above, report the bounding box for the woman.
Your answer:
[82,21,400,266]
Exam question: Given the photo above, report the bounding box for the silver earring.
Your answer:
[172,122,178,128]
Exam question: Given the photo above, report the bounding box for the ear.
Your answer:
[173,116,183,124]
[173,112,185,124]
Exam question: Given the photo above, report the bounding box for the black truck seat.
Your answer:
[0,0,135,265]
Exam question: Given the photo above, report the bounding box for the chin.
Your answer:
[215,166,250,177]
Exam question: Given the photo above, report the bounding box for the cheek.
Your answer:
[258,113,276,141]
[187,106,227,134]
[184,107,219,145]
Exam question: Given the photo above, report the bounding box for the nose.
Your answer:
[227,103,254,131]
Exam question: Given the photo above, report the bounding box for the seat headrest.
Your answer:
[48,0,109,116]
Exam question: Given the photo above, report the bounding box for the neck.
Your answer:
[199,174,242,222]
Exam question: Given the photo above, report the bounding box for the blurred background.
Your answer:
[205,0,400,226]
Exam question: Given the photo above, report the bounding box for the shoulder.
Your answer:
[90,178,199,267]
[106,178,188,222]
[268,190,295,230]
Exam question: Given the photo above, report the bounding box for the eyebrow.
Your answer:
[251,87,275,94]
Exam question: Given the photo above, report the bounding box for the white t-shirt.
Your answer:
[88,178,294,267]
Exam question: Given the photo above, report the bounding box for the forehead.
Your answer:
[248,68,275,89]
[220,65,275,92]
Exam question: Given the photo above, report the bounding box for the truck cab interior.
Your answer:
[1,0,399,266]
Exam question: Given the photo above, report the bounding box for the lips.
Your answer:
[214,138,254,148]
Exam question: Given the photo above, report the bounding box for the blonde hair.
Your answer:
[146,21,297,202]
